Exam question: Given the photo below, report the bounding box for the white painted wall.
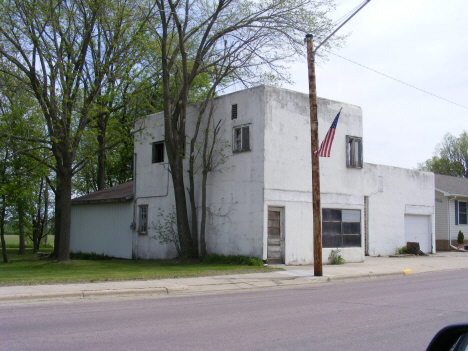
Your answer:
[70,85,436,263]
[70,201,133,259]
[364,164,435,256]
[133,87,266,259]
[130,85,436,263]
[262,87,313,264]
[318,98,365,263]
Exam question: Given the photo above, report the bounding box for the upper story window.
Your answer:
[231,104,238,120]
[346,136,363,168]
[233,124,250,152]
[152,141,164,163]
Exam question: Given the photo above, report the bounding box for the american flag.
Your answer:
[314,109,341,157]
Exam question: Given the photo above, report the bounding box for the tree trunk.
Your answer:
[188,177,199,256]
[200,170,208,256]
[170,161,193,257]
[49,178,61,259]
[57,167,73,262]
[97,119,107,191]
[44,182,49,245]
[0,196,8,263]
[18,202,25,255]
[33,178,44,253]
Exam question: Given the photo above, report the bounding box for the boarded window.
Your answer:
[152,141,164,163]
[231,104,238,120]
[233,125,250,152]
[139,205,148,234]
[322,208,361,248]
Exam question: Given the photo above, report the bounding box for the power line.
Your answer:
[326,50,468,111]
[332,1,368,28]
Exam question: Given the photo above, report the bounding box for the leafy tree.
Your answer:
[0,68,49,258]
[152,0,341,257]
[418,132,468,177]
[0,0,154,261]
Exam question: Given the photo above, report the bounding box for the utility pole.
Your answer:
[306,0,371,277]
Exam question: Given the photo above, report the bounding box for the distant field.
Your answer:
[3,235,54,249]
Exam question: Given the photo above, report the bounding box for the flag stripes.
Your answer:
[314,109,341,157]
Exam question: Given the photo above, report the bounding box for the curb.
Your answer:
[0,272,399,302]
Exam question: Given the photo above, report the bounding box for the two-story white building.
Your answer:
[70,85,435,263]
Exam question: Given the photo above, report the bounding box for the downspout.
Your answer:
[132,152,171,258]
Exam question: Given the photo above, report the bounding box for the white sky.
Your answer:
[283,0,468,169]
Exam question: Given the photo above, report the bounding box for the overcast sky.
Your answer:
[283,0,468,169]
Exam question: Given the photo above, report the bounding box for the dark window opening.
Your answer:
[322,208,361,248]
[233,125,250,152]
[152,141,164,163]
[460,201,467,225]
[346,136,363,168]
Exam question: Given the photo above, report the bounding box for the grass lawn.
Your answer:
[0,236,278,286]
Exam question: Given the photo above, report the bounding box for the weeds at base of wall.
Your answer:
[395,246,409,255]
[150,207,181,257]
[202,253,263,266]
[328,249,345,265]
[70,252,114,260]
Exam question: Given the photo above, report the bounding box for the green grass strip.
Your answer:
[0,248,277,286]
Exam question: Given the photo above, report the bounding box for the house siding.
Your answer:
[70,201,133,259]
[449,197,468,244]
[435,190,449,250]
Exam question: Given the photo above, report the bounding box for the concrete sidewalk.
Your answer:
[1,252,467,302]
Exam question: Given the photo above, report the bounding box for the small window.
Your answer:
[139,205,148,234]
[460,201,467,225]
[346,136,363,168]
[233,125,250,152]
[322,208,361,248]
[231,104,237,120]
[152,141,164,163]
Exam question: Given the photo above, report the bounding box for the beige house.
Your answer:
[435,174,468,250]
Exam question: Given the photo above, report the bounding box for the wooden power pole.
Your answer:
[305,0,371,277]
[306,34,323,276]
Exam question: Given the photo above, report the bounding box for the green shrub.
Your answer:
[395,246,409,255]
[202,253,263,266]
[458,231,465,244]
[328,249,345,265]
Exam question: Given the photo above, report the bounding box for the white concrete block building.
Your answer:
[70,85,435,263]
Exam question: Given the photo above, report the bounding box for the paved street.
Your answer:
[2,269,468,351]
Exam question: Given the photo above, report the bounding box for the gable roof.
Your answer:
[71,181,134,204]
[435,174,468,196]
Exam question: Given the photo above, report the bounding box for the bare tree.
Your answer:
[152,0,340,256]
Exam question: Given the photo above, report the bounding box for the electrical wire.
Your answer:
[332,1,368,28]
[325,50,468,111]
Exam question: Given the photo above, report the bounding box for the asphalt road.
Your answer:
[2,270,468,351]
